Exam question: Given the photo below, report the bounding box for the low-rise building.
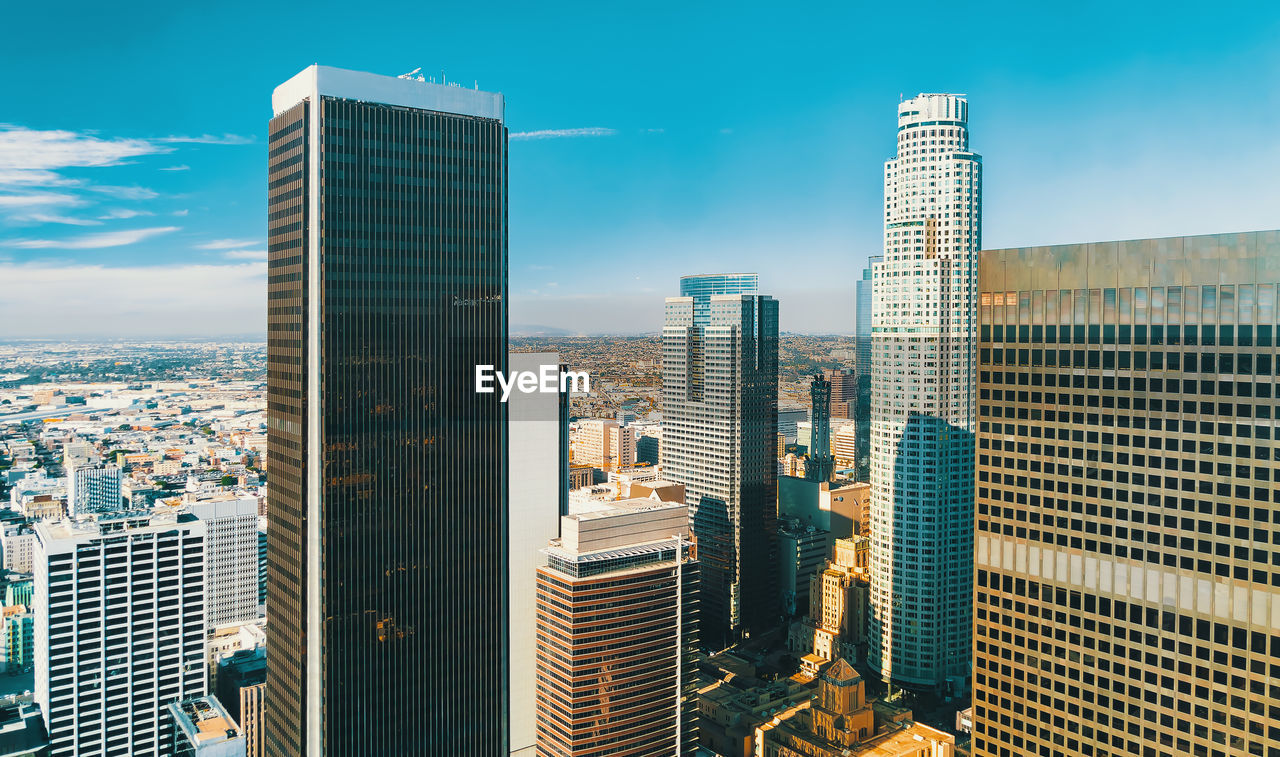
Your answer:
[167,696,245,757]
[755,659,955,756]
[699,675,818,757]
[0,702,48,757]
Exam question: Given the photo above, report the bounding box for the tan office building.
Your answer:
[973,231,1280,757]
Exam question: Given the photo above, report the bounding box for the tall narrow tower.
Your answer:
[662,277,778,644]
[264,65,508,755]
[807,374,834,483]
[869,94,980,693]
[852,257,880,483]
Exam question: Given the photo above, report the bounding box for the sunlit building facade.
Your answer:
[972,231,1280,757]
[662,284,779,642]
[869,93,980,693]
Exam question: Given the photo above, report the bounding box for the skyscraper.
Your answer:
[35,512,208,756]
[533,499,699,756]
[852,257,880,483]
[662,280,778,642]
[972,231,1280,757]
[823,368,854,420]
[508,352,568,757]
[265,65,508,756]
[869,93,980,693]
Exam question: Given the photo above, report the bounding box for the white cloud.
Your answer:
[0,125,169,171]
[195,238,260,250]
[88,185,158,200]
[509,127,617,141]
[12,213,101,226]
[7,226,180,249]
[0,261,266,338]
[0,192,82,208]
[155,134,254,145]
[172,209,189,216]
[0,169,81,187]
[222,249,267,260]
[0,125,245,228]
[97,208,154,220]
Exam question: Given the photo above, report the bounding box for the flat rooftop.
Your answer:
[167,695,241,746]
[273,64,504,121]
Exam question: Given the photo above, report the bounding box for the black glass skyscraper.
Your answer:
[264,65,508,756]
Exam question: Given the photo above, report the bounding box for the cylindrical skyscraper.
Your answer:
[868,93,981,694]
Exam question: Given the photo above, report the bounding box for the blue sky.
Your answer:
[2,1,1279,337]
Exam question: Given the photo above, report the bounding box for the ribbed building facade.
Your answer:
[264,65,508,756]
[534,500,699,756]
[34,512,207,756]
[973,231,1280,757]
[662,284,778,642]
[869,93,980,692]
[189,496,260,630]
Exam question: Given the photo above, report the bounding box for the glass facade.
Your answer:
[973,231,1280,757]
[662,292,778,642]
[678,273,759,326]
[266,84,508,756]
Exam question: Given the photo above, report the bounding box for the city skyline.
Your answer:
[3,2,1280,338]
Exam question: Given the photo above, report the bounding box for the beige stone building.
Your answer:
[755,659,955,756]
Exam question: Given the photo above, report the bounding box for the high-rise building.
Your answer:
[215,647,266,719]
[662,279,778,642]
[832,425,858,470]
[189,496,260,631]
[807,375,834,483]
[852,257,880,483]
[572,419,635,471]
[533,499,699,756]
[66,462,122,517]
[777,519,830,616]
[972,231,1280,757]
[508,352,568,757]
[255,518,266,608]
[869,93,980,694]
[823,368,855,419]
[265,65,508,756]
[35,512,207,756]
[239,684,264,757]
[778,408,809,443]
